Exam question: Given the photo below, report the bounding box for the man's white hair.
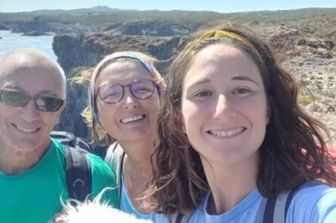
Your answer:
[53,189,153,223]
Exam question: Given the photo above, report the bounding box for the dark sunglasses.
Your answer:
[0,89,64,112]
[97,79,158,104]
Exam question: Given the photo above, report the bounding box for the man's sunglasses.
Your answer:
[0,89,64,112]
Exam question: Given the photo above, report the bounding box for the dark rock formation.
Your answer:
[268,30,301,57]
[53,32,189,138]
[53,34,105,74]
[297,38,334,50]
[12,18,90,35]
[23,31,53,36]
[53,81,90,138]
[53,32,189,73]
[0,24,9,30]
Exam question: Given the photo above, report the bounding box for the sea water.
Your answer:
[0,30,56,60]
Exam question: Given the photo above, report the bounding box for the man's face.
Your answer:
[0,61,65,154]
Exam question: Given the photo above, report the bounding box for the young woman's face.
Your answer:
[95,60,160,144]
[181,44,269,166]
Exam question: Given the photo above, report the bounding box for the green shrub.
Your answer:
[298,93,316,106]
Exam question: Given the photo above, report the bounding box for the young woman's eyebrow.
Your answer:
[232,76,260,86]
[187,78,211,88]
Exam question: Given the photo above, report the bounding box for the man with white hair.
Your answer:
[0,49,117,223]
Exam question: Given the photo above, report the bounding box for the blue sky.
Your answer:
[1,0,335,13]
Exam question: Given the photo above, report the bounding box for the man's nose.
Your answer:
[19,99,40,121]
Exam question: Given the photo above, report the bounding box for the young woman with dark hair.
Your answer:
[146,27,336,223]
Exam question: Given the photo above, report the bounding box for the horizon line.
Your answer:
[1,5,336,14]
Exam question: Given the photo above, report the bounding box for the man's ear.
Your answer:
[60,101,66,113]
[56,101,66,121]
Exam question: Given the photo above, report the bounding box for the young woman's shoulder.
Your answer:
[287,183,336,223]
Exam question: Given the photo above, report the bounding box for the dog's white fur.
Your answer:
[53,189,153,223]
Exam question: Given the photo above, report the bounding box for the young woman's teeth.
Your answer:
[210,127,245,138]
[121,115,144,123]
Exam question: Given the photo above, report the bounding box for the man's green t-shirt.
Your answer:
[0,138,118,223]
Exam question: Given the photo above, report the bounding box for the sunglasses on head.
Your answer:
[0,89,64,112]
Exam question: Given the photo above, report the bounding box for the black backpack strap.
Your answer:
[272,190,291,223]
[263,195,277,223]
[261,181,325,223]
[259,190,291,223]
[171,213,182,223]
[255,197,268,223]
[51,130,93,153]
[74,136,93,152]
[65,146,92,202]
[260,191,292,223]
[171,211,193,223]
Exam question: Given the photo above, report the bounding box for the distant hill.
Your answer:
[1,7,335,33]
[230,7,336,21]
[30,6,122,14]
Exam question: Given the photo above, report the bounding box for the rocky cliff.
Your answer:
[104,20,199,36]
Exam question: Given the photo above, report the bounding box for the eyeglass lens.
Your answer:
[98,79,155,104]
[0,90,64,112]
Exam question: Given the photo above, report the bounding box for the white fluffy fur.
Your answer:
[53,189,152,223]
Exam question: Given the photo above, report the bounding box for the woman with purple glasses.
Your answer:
[76,51,168,221]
